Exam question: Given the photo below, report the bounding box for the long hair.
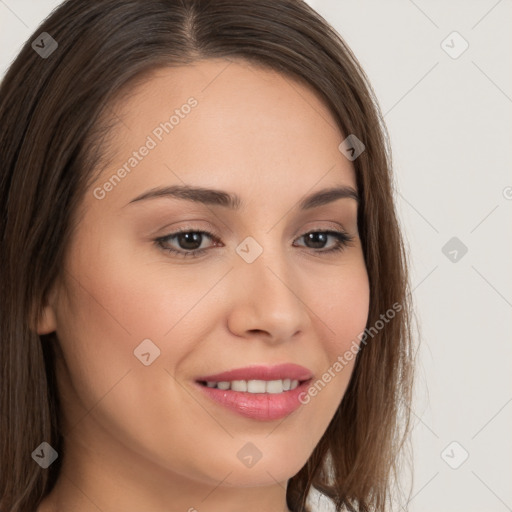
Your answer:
[0,1,416,510]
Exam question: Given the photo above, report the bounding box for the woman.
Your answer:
[0,1,415,511]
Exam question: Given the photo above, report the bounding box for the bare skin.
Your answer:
[36,58,370,512]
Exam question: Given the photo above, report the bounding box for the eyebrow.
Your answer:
[127,184,359,210]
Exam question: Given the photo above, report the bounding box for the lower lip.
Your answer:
[195,380,312,421]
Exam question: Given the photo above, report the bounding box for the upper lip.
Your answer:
[195,363,313,383]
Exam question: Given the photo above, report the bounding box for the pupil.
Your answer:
[306,232,326,249]
[179,232,202,250]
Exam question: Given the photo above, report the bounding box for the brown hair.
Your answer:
[0,1,415,511]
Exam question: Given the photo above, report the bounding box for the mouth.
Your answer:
[196,377,311,393]
[193,363,314,421]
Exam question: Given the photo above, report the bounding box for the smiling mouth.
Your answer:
[194,370,314,421]
[196,378,311,394]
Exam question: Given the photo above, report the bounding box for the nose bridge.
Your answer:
[238,229,293,296]
[248,245,292,299]
[229,231,310,339]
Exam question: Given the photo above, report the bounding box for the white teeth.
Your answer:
[265,380,284,394]
[203,378,303,393]
[230,380,247,392]
[247,380,267,393]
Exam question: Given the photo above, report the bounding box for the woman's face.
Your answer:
[39,58,370,508]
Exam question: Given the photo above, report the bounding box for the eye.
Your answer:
[293,230,355,254]
[155,228,220,259]
[154,228,355,259]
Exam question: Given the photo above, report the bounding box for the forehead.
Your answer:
[90,58,356,211]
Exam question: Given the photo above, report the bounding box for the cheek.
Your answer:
[320,257,371,355]
[53,241,227,416]
[53,246,232,479]
[299,257,369,420]
[60,238,213,341]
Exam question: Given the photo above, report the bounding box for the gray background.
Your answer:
[1,1,511,511]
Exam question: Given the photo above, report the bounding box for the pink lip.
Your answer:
[195,363,313,382]
[194,363,313,421]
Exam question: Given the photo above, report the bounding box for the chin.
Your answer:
[219,457,305,488]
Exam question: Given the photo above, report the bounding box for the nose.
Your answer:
[226,246,312,344]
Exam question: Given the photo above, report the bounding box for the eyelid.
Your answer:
[151,220,222,239]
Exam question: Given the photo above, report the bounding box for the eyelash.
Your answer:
[154,227,355,259]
